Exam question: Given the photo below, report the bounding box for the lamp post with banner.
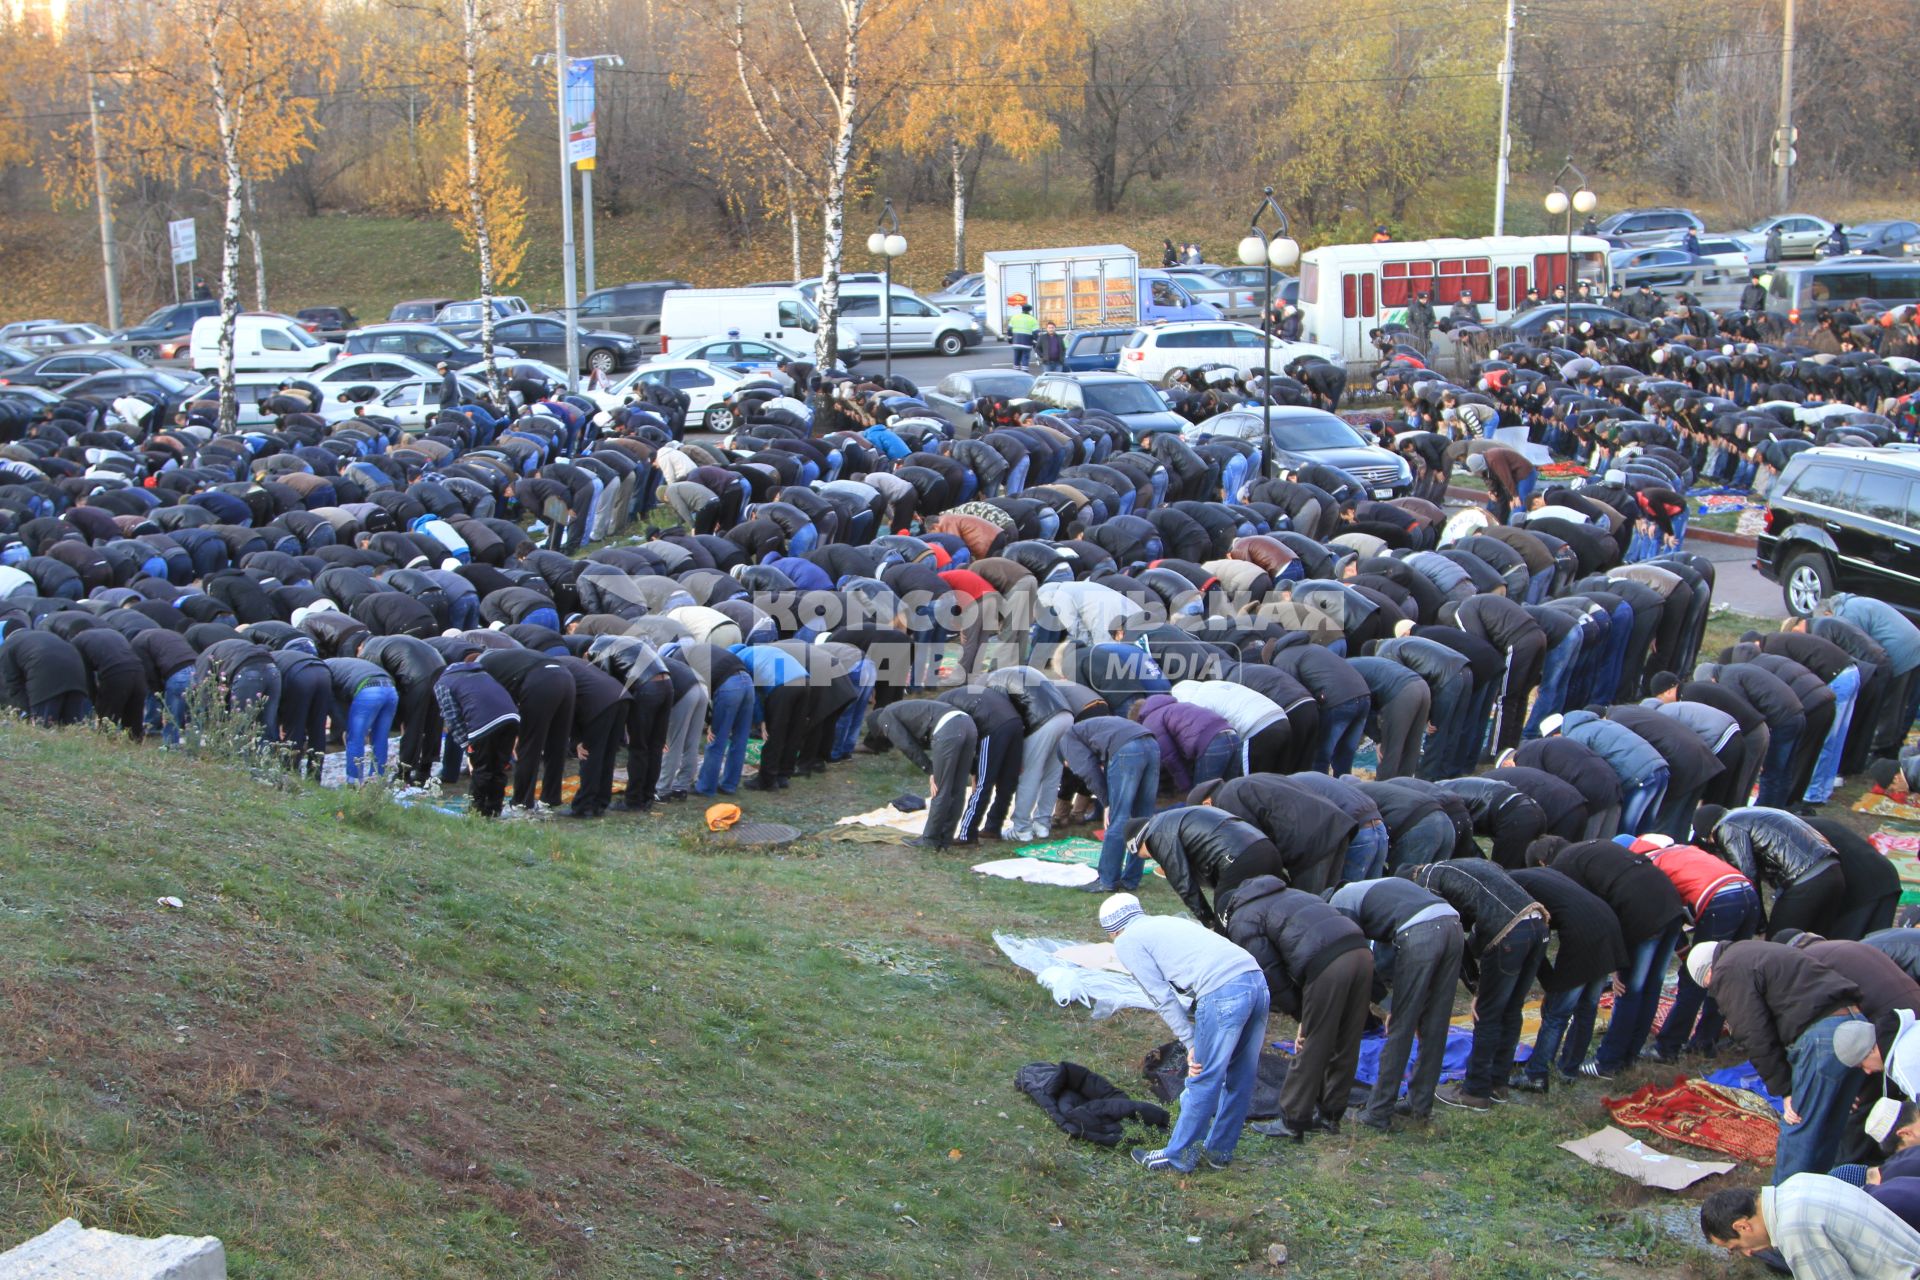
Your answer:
[1543,157,1597,340]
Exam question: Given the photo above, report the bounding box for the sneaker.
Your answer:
[1578,1061,1616,1081]
[1130,1147,1189,1172]
[1437,1082,1492,1111]
[1509,1074,1550,1095]
[1077,880,1121,894]
[1202,1150,1233,1170]
[1488,1086,1510,1104]
[1304,1113,1342,1136]
[1357,1113,1395,1134]
[1646,1045,1680,1065]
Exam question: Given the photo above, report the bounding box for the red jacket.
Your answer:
[1645,842,1751,919]
[938,568,996,602]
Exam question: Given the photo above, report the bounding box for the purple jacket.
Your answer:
[1138,694,1232,792]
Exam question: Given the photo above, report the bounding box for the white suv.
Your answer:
[1118,321,1342,386]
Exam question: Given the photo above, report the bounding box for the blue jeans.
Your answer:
[696,673,754,795]
[344,682,399,782]
[1523,630,1583,739]
[1154,972,1271,1170]
[1756,720,1804,809]
[1776,1015,1869,1183]
[1191,731,1241,787]
[152,666,195,745]
[1525,565,1555,605]
[1656,886,1762,1055]
[828,660,876,762]
[1465,917,1548,1096]
[1804,665,1860,803]
[1595,920,1683,1073]
[1099,738,1160,889]
[1342,820,1390,883]
[1526,978,1608,1083]
[1617,766,1670,837]
[1318,695,1369,776]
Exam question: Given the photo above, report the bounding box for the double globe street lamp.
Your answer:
[1237,186,1301,482]
[867,197,908,382]
[1543,157,1598,341]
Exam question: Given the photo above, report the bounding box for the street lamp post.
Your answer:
[1237,186,1301,483]
[867,198,907,383]
[1543,157,1597,344]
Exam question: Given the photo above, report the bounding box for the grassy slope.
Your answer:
[0,616,1807,1278]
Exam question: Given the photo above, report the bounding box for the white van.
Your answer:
[657,288,859,365]
[189,313,340,375]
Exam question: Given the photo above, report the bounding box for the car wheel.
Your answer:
[935,331,965,357]
[587,347,615,375]
[1162,366,1188,388]
[131,344,156,361]
[1781,549,1834,617]
[704,404,736,433]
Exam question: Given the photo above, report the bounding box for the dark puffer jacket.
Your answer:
[1014,1061,1169,1147]
[1221,875,1369,1020]
[1137,805,1274,931]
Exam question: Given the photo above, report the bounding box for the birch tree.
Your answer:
[708,0,916,370]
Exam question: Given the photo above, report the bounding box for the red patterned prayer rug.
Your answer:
[1602,1075,1780,1165]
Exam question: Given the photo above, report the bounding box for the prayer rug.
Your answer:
[1868,827,1920,905]
[1603,1075,1781,1165]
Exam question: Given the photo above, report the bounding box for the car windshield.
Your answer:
[1745,217,1784,233]
[133,306,175,328]
[1083,382,1167,415]
[1273,417,1364,449]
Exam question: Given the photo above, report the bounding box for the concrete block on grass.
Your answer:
[0,1218,226,1279]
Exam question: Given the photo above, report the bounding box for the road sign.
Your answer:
[168,218,196,266]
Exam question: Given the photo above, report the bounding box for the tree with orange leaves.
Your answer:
[108,0,337,432]
[886,0,1075,272]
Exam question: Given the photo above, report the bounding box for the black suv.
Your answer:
[1756,445,1920,616]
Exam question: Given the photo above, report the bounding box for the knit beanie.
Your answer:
[1686,941,1720,988]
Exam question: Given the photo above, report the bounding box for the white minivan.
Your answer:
[657,288,859,365]
[190,313,340,375]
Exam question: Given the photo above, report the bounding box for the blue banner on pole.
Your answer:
[566,59,596,164]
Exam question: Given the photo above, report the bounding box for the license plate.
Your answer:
[1373,487,1393,498]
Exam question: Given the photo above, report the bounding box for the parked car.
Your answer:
[188,314,340,375]
[1845,221,1920,258]
[613,360,749,432]
[1025,371,1187,439]
[1118,320,1341,386]
[1725,213,1834,262]
[836,286,981,356]
[108,299,220,360]
[488,315,641,376]
[434,297,532,334]
[1594,208,1706,249]
[1756,444,1920,616]
[1162,268,1261,319]
[1765,259,1920,320]
[0,384,61,414]
[365,374,490,429]
[306,353,441,416]
[573,280,691,350]
[1611,247,1706,289]
[0,320,112,349]
[0,341,37,369]
[1198,405,1412,496]
[1061,326,1137,372]
[1501,303,1638,342]
[294,306,358,342]
[663,334,807,377]
[1202,266,1300,307]
[658,287,859,364]
[342,324,514,368]
[387,297,456,324]
[923,369,1037,434]
[0,348,147,389]
[1137,270,1225,324]
[63,368,209,414]
[926,273,987,325]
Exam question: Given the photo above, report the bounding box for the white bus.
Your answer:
[1298,234,1613,363]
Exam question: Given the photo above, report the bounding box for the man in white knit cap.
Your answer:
[1100,893,1269,1172]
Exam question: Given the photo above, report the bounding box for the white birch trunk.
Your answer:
[812,0,865,372]
[950,136,965,274]
[461,0,500,403]
[245,176,266,310]
[204,18,243,436]
[786,177,803,282]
